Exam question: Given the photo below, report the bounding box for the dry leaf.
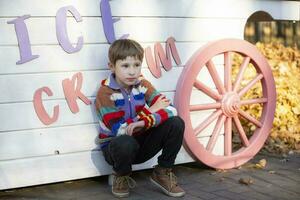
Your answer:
[239,178,254,185]
[216,169,228,173]
[218,177,225,182]
[255,159,267,169]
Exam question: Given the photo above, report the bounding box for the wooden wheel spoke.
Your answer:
[224,117,232,156]
[233,115,250,147]
[238,74,263,97]
[238,109,262,128]
[194,80,222,100]
[206,115,226,152]
[195,110,223,136]
[240,98,267,105]
[190,102,221,111]
[224,52,232,92]
[206,60,226,94]
[233,56,250,92]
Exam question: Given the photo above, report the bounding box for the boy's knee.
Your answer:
[168,116,185,131]
[110,135,139,155]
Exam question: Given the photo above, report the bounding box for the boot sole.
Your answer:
[150,177,185,197]
[111,189,129,198]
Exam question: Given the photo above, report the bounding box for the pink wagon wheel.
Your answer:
[174,39,276,169]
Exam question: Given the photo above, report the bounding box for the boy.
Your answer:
[95,39,185,198]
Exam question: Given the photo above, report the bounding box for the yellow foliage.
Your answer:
[232,42,300,152]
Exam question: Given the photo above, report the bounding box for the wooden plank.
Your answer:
[198,134,224,155]
[190,88,224,137]
[0,98,95,132]
[0,67,183,103]
[0,91,173,160]
[255,1,300,20]
[0,88,181,132]
[0,147,194,190]
[0,89,219,161]
[0,0,298,20]
[0,74,220,131]
[0,123,99,161]
[0,42,212,75]
[0,134,225,190]
[0,17,245,45]
[190,110,225,138]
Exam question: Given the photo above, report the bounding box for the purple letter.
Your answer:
[56,6,83,53]
[7,15,39,65]
[100,0,129,44]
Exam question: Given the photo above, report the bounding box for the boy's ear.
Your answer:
[108,62,115,72]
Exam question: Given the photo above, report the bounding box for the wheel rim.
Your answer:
[175,39,276,169]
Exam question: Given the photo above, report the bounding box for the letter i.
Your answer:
[7,15,39,64]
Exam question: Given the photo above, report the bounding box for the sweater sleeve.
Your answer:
[95,85,149,136]
[95,86,124,136]
[139,79,178,129]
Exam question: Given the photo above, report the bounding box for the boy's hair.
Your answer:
[108,39,144,65]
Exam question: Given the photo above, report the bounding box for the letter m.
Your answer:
[145,37,181,78]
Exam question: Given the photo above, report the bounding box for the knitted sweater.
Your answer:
[95,73,177,148]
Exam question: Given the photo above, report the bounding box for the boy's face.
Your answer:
[110,56,142,90]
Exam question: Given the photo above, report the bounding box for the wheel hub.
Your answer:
[221,92,240,117]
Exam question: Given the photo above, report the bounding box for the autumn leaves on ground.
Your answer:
[233,42,300,154]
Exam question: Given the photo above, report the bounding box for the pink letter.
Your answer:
[62,72,91,113]
[33,87,59,125]
[7,15,39,64]
[145,37,181,78]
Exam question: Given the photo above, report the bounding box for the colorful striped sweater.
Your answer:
[95,73,177,148]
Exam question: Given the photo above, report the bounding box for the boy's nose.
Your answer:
[128,67,136,75]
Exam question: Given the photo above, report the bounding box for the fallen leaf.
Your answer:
[288,150,294,155]
[239,178,254,185]
[216,169,228,173]
[218,177,225,182]
[255,159,267,169]
[242,163,256,169]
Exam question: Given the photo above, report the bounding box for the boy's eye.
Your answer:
[122,64,129,68]
[135,63,141,67]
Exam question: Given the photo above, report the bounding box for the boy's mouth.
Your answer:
[126,78,136,81]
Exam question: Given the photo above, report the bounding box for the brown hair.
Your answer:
[108,39,144,65]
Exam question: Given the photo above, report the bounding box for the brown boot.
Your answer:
[111,174,136,198]
[150,166,185,197]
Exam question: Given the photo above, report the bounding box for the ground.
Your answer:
[0,152,299,200]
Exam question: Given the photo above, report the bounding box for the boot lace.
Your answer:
[115,176,136,189]
[166,169,178,190]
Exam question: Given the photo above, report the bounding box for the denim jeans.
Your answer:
[102,116,185,175]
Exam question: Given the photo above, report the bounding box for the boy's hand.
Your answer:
[148,95,171,113]
[126,121,145,136]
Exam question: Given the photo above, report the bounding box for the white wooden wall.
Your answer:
[0,0,299,190]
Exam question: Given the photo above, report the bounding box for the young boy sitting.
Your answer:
[95,38,185,198]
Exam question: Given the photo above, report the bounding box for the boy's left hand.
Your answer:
[126,121,145,136]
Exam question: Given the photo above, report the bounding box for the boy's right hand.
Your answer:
[148,95,171,113]
[126,120,145,136]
